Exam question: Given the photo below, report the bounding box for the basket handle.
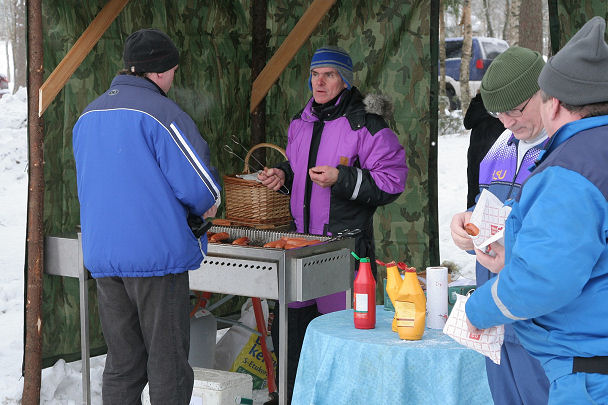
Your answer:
[243,143,287,173]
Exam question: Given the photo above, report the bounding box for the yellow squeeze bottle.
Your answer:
[394,266,426,340]
[384,261,403,332]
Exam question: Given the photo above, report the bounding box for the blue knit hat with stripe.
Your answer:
[308,46,353,90]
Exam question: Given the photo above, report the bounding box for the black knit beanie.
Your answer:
[123,29,179,73]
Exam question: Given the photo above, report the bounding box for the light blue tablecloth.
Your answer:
[292,306,492,405]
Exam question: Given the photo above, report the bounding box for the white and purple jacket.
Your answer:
[475,129,547,343]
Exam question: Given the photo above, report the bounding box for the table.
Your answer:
[292,306,492,405]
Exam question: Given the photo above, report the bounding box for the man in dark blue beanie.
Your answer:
[259,45,407,404]
[465,16,608,404]
[73,28,221,404]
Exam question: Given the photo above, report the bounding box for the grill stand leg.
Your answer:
[278,264,287,405]
[78,232,91,405]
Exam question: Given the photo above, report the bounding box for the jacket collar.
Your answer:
[534,115,608,167]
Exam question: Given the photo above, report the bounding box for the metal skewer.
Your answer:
[229,135,290,195]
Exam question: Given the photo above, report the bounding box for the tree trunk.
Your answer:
[508,0,521,46]
[12,0,26,92]
[250,0,267,167]
[22,0,44,403]
[518,0,543,52]
[503,0,511,41]
[459,0,472,115]
[482,0,494,37]
[439,0,447,111]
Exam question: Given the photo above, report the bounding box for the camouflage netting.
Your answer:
[37,0,439,366]
[549,0,608,54]
[33,0,608,372]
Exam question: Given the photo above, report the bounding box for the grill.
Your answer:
[191,226,355,303]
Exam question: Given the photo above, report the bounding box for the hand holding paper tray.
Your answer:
[443,293,504,365]
[468,189,512,250]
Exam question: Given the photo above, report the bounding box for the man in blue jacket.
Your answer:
[73,29,221,404]
[466,16,608,404]
[451,46,550,405]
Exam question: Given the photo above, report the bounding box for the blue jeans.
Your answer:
[486,340,550,405]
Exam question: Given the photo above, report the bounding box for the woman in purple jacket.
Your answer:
[259,46,407,404]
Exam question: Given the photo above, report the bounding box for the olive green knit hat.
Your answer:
[480,46,545,113]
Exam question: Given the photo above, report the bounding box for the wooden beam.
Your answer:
[250,0,336,113]
[38,0,130,117]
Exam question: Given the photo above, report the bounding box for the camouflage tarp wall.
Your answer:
[38,0,437,365]
[550,0,608,54]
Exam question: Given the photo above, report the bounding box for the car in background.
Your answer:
[0,73,9,98]
[442,36,509,110]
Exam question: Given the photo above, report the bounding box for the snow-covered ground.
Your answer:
[0,91,473,404]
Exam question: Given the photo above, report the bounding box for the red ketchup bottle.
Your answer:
[352,252,376,329]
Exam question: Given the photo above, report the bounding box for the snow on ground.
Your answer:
[0,92,473,404]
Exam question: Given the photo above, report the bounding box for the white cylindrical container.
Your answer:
[426,266,448,329]
[189,309,217,369]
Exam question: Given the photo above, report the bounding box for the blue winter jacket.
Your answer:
[466,116,608,383]
[73,75,221,278]
[474,129,547,344]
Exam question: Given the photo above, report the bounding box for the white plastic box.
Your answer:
[142,367,253,405]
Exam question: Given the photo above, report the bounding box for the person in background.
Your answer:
[450,46,550,405]
[466,16,608,404]
[463,91,505,209]
[72,28,221,404]
[258,45,407,404]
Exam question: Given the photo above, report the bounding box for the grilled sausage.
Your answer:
[284,239,321,249]
[464,223,480,237]
[232,237,250,246]
[209,232,229,243]
[263,239,287,249]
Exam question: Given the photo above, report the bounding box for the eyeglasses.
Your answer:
[488,95,533,119]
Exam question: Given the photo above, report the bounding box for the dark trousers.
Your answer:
[96,272,193,405]
[270,303,321,405]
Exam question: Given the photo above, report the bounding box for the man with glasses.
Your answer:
[465,16,608,403]
[450,46,549,405]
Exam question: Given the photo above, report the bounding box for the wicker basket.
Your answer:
[223,143,291,227]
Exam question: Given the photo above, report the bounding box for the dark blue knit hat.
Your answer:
[308,46,353,90]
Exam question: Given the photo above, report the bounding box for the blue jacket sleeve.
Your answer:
[466,166,607,329]
[155,111,221,217]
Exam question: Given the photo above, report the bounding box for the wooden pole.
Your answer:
[38,0,130,116]
[250,0,268,165]
[22,0,44,402]
[249,0,336,113]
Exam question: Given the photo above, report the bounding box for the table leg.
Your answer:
[77,233,91,405]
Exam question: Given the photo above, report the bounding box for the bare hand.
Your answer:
[474,242,505,274]
[308,166,339,188]
[203,204,218,219]
[258,168,286,192]
[450,211,474,251]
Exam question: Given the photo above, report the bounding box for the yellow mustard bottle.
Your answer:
[384,261,403,332]
[394,266,426,340]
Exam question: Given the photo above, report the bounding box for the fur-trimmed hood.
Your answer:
[363,93,394,120]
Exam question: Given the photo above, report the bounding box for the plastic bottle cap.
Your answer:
[360,258,370,263]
